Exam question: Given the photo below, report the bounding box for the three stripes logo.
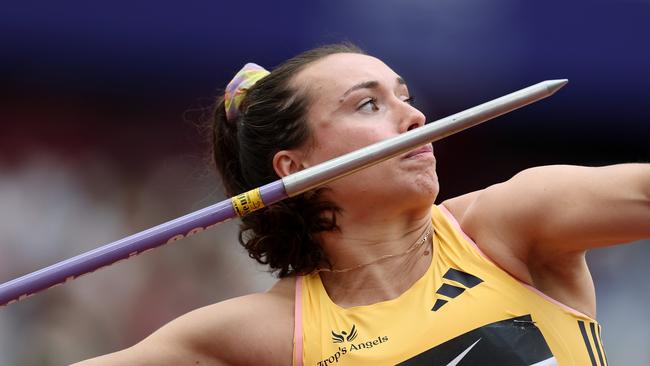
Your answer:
[332,324,358,343]
[432,268,483,311]
[578,320,608,366]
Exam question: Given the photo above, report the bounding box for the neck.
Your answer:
[317,205,434,308]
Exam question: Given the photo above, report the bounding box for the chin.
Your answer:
[413,169,439,196]
[420,184,440,205]
[397,178,439,211]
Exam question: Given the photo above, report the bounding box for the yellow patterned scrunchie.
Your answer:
[224,63,270,122]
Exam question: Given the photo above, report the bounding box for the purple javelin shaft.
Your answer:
[0,181,287,306]
[0,79,567,306]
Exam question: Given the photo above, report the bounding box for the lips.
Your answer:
[403,145,433,159]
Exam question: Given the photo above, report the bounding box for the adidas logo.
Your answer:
[432,268,483,311]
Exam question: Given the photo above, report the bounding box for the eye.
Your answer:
[357,97,379,112]
[403,96,415,105]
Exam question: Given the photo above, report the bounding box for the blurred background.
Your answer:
[1,0,648,364]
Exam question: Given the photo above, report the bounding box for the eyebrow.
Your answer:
[339,77,407,103]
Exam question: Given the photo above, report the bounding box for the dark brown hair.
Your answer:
[210,43,364,277]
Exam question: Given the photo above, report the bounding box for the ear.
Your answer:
[273,150,305,178]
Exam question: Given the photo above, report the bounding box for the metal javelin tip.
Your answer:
[544,79,569,94]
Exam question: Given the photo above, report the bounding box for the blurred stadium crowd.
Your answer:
[0,152,275,364]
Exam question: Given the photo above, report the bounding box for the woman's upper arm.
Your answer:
[72,289,294,366]
[71,303,234,366]
[465,164,650,259]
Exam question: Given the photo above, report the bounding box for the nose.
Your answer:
[398,100,426,133]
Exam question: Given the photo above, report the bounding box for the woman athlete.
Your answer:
[76,43,650,365]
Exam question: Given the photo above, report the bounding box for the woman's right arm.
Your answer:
[72,286,295,366]
[73,300,239,366]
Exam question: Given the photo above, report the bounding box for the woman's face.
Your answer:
[291,53,439,213]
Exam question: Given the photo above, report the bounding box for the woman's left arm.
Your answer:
[465,164,650,257]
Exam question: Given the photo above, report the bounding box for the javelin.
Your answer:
[0,79,568,306]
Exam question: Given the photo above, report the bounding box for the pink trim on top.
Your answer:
[293,276,304,366]
[438,204,485,256]
[437,204,595,321]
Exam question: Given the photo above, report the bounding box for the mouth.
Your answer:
[403,144,434,159]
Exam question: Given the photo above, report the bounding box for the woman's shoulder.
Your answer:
[213,275,295,314]
[187,277,296,364]
[441,190,484,223]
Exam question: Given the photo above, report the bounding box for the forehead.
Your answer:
[293,53,401,98]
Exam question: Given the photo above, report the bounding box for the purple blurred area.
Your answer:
[1,1,648,364]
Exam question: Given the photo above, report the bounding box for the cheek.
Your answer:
[307,139,347,165]
[337,126,386,152]
[309,128,382,164]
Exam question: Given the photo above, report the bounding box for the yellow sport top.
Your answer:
[292,205,608,366]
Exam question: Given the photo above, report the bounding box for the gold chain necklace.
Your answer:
[316,224,433,274]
